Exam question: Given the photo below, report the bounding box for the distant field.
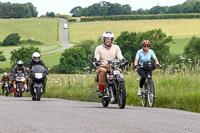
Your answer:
[69,19,200,42]
[0,18,59,44]
[168,38,190,54]
[41,50,64,67]
[69,19,200,54]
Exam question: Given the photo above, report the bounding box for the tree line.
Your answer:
[0,2,38,18]
[70,0,200,17]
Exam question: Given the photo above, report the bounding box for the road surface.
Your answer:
[0,96,200,133]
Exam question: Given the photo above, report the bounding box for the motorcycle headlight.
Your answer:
[35,73,43,79]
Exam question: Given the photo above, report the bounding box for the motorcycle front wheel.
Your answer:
[117,81,126,109]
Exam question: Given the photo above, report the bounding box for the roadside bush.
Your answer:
[59,47,87,74]
[81,13,200,22]
[20,39,43,45]
[10,46,40,67]
[68,19,77,22]
[2,33,20,46]
[0,51,6,61]
[184,36,200,61]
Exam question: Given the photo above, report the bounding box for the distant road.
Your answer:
[0,96,200,133]
[42,18,74,55]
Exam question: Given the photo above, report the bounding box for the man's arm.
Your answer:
[40,60,47,69]
[94,46,100,61]
[116,46,124,60]
[26,60,32,69]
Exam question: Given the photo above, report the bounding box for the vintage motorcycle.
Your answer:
[12,72,27,97]
[27,65,50,101]
[93,59,128,109]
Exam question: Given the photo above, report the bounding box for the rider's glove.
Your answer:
[156,64,160,68]
[122,58,129,65]
[95,61,101,66]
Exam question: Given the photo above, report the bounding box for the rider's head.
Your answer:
[142,40,151,52]
[142,40,151,46]
[17,60,23,68]
[32,52,40,62]
[3,72,7,77]
[103,31,114,46]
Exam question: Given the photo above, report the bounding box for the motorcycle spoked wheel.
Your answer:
[116,82,126,109]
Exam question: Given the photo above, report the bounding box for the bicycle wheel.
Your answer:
[147,79,155,107]
[140,83,147,107]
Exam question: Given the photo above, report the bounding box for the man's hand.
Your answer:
[122,58,129,65]
[95,61,101,66]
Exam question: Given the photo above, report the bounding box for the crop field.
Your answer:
[69,19,200,54]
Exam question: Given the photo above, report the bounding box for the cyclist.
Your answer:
[94,31,128,100]
[0,72,12,93]
[134,40,160,96]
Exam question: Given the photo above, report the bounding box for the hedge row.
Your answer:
[81,13,200,22]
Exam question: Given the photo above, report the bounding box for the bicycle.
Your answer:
[139,61,160,107]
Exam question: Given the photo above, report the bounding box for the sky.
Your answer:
[0,0,187,16]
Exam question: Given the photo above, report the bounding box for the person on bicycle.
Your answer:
[94,31,128,98]
[0,72,12,93]
[134,40,160,96]
[26,52,47,94]
[10,60,28,92]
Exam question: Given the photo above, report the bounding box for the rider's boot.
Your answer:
[99,85,104,98]
[138,87,142,96]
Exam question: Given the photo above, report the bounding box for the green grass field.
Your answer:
[69,19,200,54]
[41,50,64,67]
[0,18,59,43]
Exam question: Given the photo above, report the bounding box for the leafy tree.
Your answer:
[0,51,6,61]
[149,6,168,14]
[184,36,200,60]
[46,12,55,17]
[115,29,173,64]
[70,6,82,17]
[2,33,20,46]
[59,47,87,74]
[137,8,149,15]
[0,2,38,18]
[168,5,181,13]
[10,46,40,67]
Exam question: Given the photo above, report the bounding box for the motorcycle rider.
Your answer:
[94,31,128,100]
[0,72,12,93]
[26,52,47,95]
[11,60,28,92]
[134,40,160,96]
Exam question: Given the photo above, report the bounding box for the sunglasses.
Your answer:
[143,45,149,48]
[105,37,112,40]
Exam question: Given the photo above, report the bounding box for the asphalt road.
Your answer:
[0,96,200,133]
[42,18,74,55]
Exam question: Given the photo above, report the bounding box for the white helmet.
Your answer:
[17,60,23,67]
[3,72,7,76]
[102,31,114,43]
[32,52,40,62]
